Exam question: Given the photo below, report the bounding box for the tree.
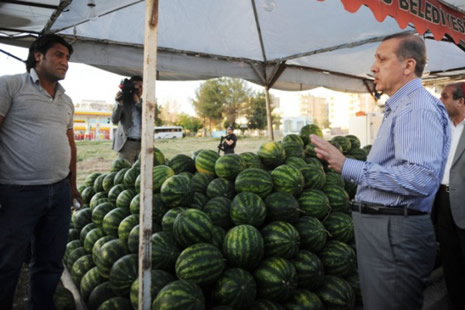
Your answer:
[245,91,269,130]
[155,102,163,126]
[176,113,203,135]
[192,79,224,133]
[221,78,252,128]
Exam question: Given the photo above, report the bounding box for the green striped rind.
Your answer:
[271,164,304,196]
[290,250,324,290]
[345,134,361,149]
[88,281,116,310]
[109,254,138,297]
[85,173,102,187]
[107,184,127,204]
[113,168,129,186]
[71,254,95,287]
[230,192,267,227]
[152,280,205,310]
[206,178,235,199]
[300,124,323,144]
[323,185,349,213]
[315,276,355,310]
[331,136,352,154]
[153,194,170,225]
[83,228,105,253]
[72,208,92,232]
[298,189,331,220]
[329,141,343,153]
[282,141,305,158]
[102,208,130,237]
[191,173,214,193]
[362,144,372,154]
[222,225,264,271]
[53,287,75,310]
[214,154,247,180]
[250,300,284,310]
[234,168,273,198]
[80,266,104,302]
[67,247,86,270]
[160,175,193,207]
[93,174,106,193]
[168,154,196,174]
[175,243,225,285]
[325,171,345,188]
[261,221,300,259]
[95,239,129,279]
[344,180,358,201]
[80,223,97,243]
[283,289,324,310]
[347,147,367,161]
[173,209,214,248]
[118,214,139,241]
[211,268,257,310]
[92,236,115,265]
[151,231,182,271]
[78,184,86,194]
[153,165,175,193]
[68,228,80,242]
[301,165,326,190]
[115,189,136,211]
[111,159,132,172]
[188,192,208,210]
[179,171,193,180]
[264,192,300,224]
[102,172,117,194]
[195,149,220,176]
[344,270,362,305]
[323,212,354,243]
[253,256,298,302]
[211,225,226,250]
[153,147,166,166]
[203,197,232,229]
[239,152,265,169]
[305,157,324,170]
[92,202,115,228]
[295,216,328,253]
[97,297,132,309]
[123,167,140,188]
[89,192,107,209]
[285,156,307,169]
[129,194,140,215]
[134,174,141,193]
[127,225,139,254]
[282,134,304,147]
[257,141,286,169]
[64,240,82,265]
[130,269,175,310]
[318,240,356,277]
[161,207,187,233]
[90,198,109,211]
[304,143,318,158]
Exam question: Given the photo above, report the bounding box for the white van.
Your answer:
[154,126,184,139]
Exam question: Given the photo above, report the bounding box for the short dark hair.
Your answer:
[129,75,143,82]
[451,82,465,100]
[383,33,426,77]
[25,34,73,72]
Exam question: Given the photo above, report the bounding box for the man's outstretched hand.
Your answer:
[310,134,346,173]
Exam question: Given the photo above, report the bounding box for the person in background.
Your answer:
[111,75,143,164]
[0,34,82,309]
[433,82,465,310]
[310,33,450,310]
[222,126,237,154]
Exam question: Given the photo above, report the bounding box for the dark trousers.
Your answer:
[0,178,71,310]
[434,188,465,310]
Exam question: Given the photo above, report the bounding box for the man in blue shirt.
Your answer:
[311,33,450,309]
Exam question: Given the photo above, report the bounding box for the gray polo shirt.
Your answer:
[0,69,74,185]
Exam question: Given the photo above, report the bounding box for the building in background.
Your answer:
[299,94,329,129]
[73,100,114,140]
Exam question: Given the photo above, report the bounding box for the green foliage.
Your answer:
[155,102,163,126]
[192,79,225,129]
[245,92,269,130]
[176,113,203,135]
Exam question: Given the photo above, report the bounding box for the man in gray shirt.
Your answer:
[0,34,82,309]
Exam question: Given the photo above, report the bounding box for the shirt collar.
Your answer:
[385,78,423,113]
[28,68,66,94]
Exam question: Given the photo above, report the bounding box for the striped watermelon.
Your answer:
[203,197,232,229]
[282,141,305,158]
[301,165,326,190]
[318,240,356,277]
[153,147,166,166]
[95,239,129,279]
[264,192,300,224]
[261,221,300,259]
[329,140,343,154]
[214,154,246,180]
[109,254,138,297]
[305,157,324,170]
[169,154,196,174]
[134,174,141,193]
[283,289,324,310]
[53,286,75,310]
[325,171,345,188]
[257,141,286,169]
[230,192,266,227]
[189,191,208,210]
[64,240,82,265]
[80,223,97,243]
[191,172,214,193]
[80,266,104,302]
[68,228,80,242]
[195,149,220,176]
[345,134,361,149]
[173,209,214,248]
[295,216,328,253]
[331,136,352,154]
[102,172,116,194]
[362,144,372,154]
[102,208,130,237]
[67,247,86,270]
[285,156,307,169]
[211,268,257,310]
[107,184,127,204]
[96,297,132,309]
[175,243,225,286]
[151,231,182,271]
[88,281,116,310]
[89,196,108,210]
[93,174,106,193]
[315,276,355,310]
[323,185,349,213]
[153,194,170,225]
[72,208,92,232]
[347,147,367,161]
[129,194,140,215]
[290,250,324,290]
[300,124,323,144]
[239,152,265,169]
[234,168,273,198]
[127,224,139,254]
[270,164,304,196]
[211,225,226,250]
[71,254,95,287]
[153,165,175,193]
[304,143,318,158]
[344,270,362,305]
[323,212,354,243]
[113,168,129,186]
[152,280,205,310]
[253,256,298,302]
[222,225,264,271]
[91,202,115,228]
[298,189,331,220]
[83,227,105,253]
[282,134,304,146]
[123,167,140,188]
[206,178,235,199]
[129,269,175,310]
[91,236,115,265]
[111,159,132,172]
[85,173,101,187]
[250,299,284,310]
[118,214,139,241]
[160,175,193,207]
[115,189,136,211]
[179,171,193,180]
[161,207,187,233]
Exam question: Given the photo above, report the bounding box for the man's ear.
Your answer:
[34,51,43,63]
[403,58,416,75]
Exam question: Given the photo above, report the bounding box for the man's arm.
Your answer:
[67,128,83,204]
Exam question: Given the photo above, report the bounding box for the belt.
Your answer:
[127,137,141,142]
[350,201,427,216]
[439,184,450,193]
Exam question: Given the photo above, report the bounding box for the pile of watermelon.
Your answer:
[64,124,370,310]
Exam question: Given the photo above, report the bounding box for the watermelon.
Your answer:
[195,149,220,176]
[203,197,232,229]
[173,208,214,248]
[264,192,300,224]
[230,192,266,227]
[211,268,257,310]
[282,134,304,147]
[270,164,304,196]
[257,141,286,169]
[53,286,75,310]
[151,231,182,270]
[153,147,166,166]
[206,178,235,199]
[68,228,80,242]
[179,171,193,180]
[300,124,323,144]
[169,154,196,174]
[123,167,140,188]
[345,134,361,149]
[301,165,326,190]
[239,152,264,169]
[329,140,343,153]
[95,239,129,279]
[362,144,372,154]
[111,159,132,172]
[92,202,116,228]
[80,267,104,302]
[65,240,82,264]
[214,154,247,180]
[305,157,324,170]
[323,185,349,213]
[191,172,214,193]
[344,180,358,200]
[211,225,226,250]
[318,240,356,277]
[107,184,127,204]
[295,216,328,253]
[344,270,362,305]
[285,156,307,169]
[72,206,92,232]
[153,194,170,225]
[189,191,208,210]
[222,225,264,271]
[67,247,86,270]
[85,173,102,187]
[80,223,97,243]
[129,194,140,215]
[331,136,352,154]
[323,212,354,243]
[254,256,298,302]
[250,299,284,310]
[347,147,367,161]
[283,289,324,310]
[83,227,105,253]
[89,197,109,210]
[175,243,225,286]
[93,174,106,193]
[325,171,345,188]
[304,143,318,158]
[102,173,117,193]
[234,168,273,198]
[102,208,130,237]
[115,189,136,211]
[92,236,115,265]
[134,174,141,193]
[290,250,325,290]
[129,269,175,310]
[118,214,139,241]
[161,207,187,233]
[282,141,305,158]
[298,189,331,220]
[109,254,138,297]
[88,282,116,310]
[89,192,107,209]
[127,224,139,254]
[96,296,132,309]
[261,221,300,259]
[152,280,205,310]
[315,276,355,310]
[113,168,129,186]
[160,175,193,207]
[71,254,95,287]
[153,165,175,193]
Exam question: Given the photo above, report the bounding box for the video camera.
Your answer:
[119,78,137,104]
[217,136,225,154]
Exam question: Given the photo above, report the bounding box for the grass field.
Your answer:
[76,136,271,185]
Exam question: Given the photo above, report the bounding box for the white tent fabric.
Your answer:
[0,0,464,93]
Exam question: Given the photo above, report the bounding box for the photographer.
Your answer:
[111,75,143,163]
[222,126,237,154]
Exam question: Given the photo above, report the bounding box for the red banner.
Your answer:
[338,0,465,44]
